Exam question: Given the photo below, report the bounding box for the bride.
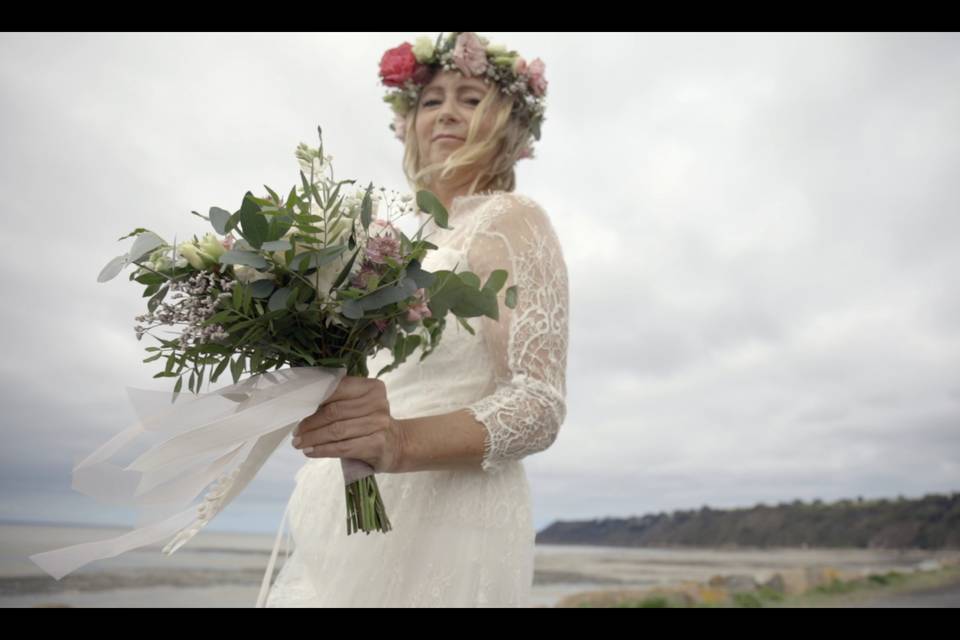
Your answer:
[262,31,569,608]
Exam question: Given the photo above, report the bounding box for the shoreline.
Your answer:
[554,558,960,608]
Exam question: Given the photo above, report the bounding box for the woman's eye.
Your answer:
[422,98,480,107]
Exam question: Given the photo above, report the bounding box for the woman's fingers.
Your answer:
[297,393,378,436]
[295,414,389,449]
[302,432,385,465]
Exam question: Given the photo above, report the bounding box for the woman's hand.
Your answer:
[292,376,406,474]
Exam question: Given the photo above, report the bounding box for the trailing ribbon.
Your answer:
[29,366,347,582]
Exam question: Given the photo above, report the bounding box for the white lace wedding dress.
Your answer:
[262,191,569,608]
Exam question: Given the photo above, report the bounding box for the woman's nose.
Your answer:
[437,101,459,124]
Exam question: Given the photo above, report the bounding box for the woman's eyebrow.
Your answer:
[421,84,487,95]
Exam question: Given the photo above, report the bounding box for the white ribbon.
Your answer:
[28,366,359,584]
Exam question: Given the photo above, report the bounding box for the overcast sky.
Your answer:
[1,32,958,536]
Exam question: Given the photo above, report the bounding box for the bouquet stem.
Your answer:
[345,475,392,535]
[342,356,391,535]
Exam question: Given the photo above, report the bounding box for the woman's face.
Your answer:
[414,70,494,170]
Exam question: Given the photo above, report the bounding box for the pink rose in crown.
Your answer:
[527,58,548,97]
[406,288,432,322]
[380,43,418,88]
[452,32,488,77]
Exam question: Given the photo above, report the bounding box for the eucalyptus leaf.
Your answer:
[416,190,449,229]
[261,239,292,252]
[239,195,268,248]
[97,255,129,283]
[456,315,476,336]
[505,285,518,309]
[266,215,293,242]
[219,250,268,269]
[452,286,498,320]
[423,270,462,318]
[458,272,480,289]
[225,210,242,234]
[406,260,436,290]
[129,231,166,262]
[341,298,363,320]
[268,287,293,312]
[482,269,508,294]
[249,279,276,298]
[209,207,232,235]
[355,277,418,312]
[289,244,347,272]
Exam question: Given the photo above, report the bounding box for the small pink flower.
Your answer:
[405,288,432,323]
[221,233,236,251]
[411,64,435,86]
[513,56,527,76]
[527,58,548,97]
[365,235,402,265]
[351,260,380,289]
[392,113,407,142]
[373,318,389,332]
[452,32,488,77]
[370,218,400,239]
[518,145,534,160]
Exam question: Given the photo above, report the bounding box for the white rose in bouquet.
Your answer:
[233,265,273,284]
[177,241,206,270]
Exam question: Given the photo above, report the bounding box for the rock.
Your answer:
[761,573,787,595]
[917,560,942,572]
[707,574,759,594]
[770,569,813,595]
[804,566,835,589]
[695,585,732,605]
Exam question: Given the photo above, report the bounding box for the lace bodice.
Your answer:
[411,191,570,474]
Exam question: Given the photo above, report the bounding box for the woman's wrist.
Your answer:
[393,410,487,473]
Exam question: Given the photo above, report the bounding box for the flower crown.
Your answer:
[379,32,547,160]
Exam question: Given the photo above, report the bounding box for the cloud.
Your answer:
[1,33,958,537]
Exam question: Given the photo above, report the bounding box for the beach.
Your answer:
[3,522,958,608]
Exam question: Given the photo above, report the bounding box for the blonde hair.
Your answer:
[402,80,533,196]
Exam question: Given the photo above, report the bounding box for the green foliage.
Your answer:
[121,126,516,399]
[536,492,960,550]
[732,592,764,608]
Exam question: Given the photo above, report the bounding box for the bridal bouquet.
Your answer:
[88,127,514,540]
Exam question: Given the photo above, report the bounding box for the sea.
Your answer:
[3,522,958,608]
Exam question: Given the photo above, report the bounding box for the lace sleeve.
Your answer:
[462,193,570,475]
